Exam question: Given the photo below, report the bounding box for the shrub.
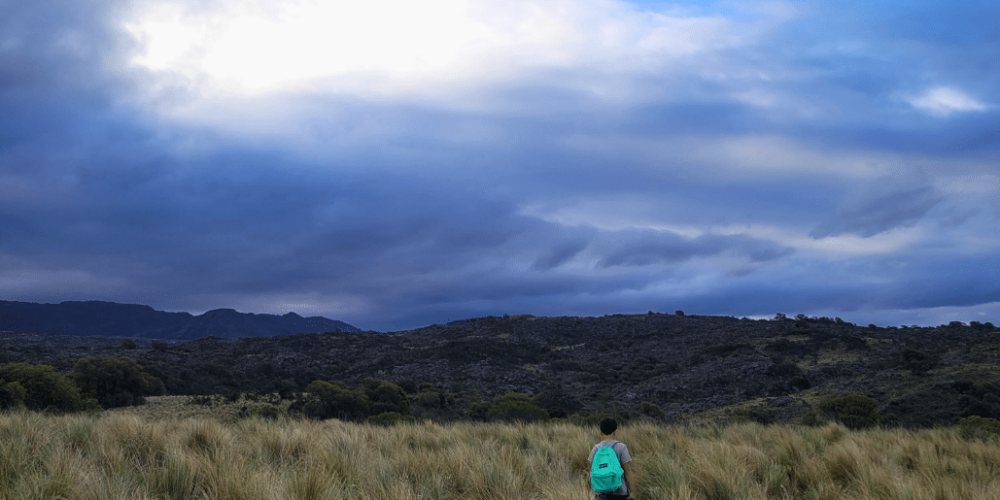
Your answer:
[640,401,666,418]
[485,391,548,422]
[416,389,443,408]
[469,392,549,422]
[366,412,415,426]
[958,415,1000,440]
[766,361,811,394]
[0,363,88,412]
[396,379,418,394]
[896,348,939,375]
[818,394,880,430]
[729,407,772,424]
[302,380,370,421]
[801,410,820,426]
[765,339,810,357]
[533,381,582,418]
[363,378,410,415]
[469,400,492,420]
[0,381,27,409]
[246,403,285,420]
[73,357,163,408]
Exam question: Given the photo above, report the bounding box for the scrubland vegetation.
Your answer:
[2,410,999,500]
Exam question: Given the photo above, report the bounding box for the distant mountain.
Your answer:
[0,300,361,340]
[3,311,998,427]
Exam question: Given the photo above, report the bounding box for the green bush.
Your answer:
[0,380,27,409]
[73,357,163,408]
[302,380,370,421]
[484,391,548,423]
[246,403,285,420]
[640,401,666,418]
[366,411,415,426]
[958,415,1000,440]
[533,381,582,418]
[818,394,880,430]
[729,407,772,425]
[363,378,410,415]
[801,410,820,426]
[0,363,88,412]
[896,348,939,375]
[469,400,492,420]
[416,389,443,408]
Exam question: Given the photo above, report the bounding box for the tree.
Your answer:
[533,380,582,418]
[818,394,880,430]
[0,381,27,409]
[73,357,163,408]
[0,363,88,412]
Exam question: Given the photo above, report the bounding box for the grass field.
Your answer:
[1,408,998,500]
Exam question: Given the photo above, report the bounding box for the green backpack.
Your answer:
[590,441,624,492]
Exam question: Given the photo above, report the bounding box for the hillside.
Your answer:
[2,312,999,427]
[0,300,360,340]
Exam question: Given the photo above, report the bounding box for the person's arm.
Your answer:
[622,461,633,495]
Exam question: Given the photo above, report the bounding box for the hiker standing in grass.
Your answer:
[588,417,634,500]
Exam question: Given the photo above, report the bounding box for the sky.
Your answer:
[1,0,998,332]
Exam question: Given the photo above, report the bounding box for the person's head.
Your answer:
[599,417,618,437]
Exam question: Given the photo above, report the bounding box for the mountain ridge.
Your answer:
[3,310,998,427]
[0,300,361,340]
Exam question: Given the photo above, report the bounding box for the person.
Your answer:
[587,417,634,500]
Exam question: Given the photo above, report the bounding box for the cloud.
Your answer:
[122,0,757,97]
[2,0,1000,332]
[810,185,943,238]
[531,238,590,270]
[907,86,989,116]
[595,229,793,268]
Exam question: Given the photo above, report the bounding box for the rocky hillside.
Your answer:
[2,312,999,427]
[0,300,360,340]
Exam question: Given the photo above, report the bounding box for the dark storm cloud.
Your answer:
[531,239,589,271]
[810,186,943,238]
[597,230,793,268]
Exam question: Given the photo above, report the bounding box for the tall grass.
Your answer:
[0,410,997,500]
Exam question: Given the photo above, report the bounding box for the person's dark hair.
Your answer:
[600,417,618,435]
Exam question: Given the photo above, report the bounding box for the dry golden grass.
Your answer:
[1,410,998,500]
